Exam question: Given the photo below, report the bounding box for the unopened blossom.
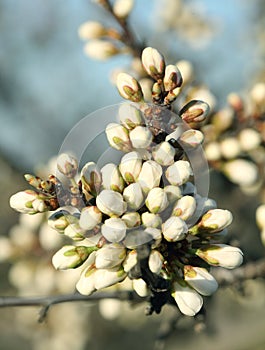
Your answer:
[129,126,153,149]
[141,212,162,228]
[48,210,74,232]
[84,40,119,60]
[121,212,141,227]
[57,153,78,178]
[137,160,162,193]
[105,123,132,152]
[198,209,233,233]
[256,204,265,229]
[145,187,169,214]
[176,60,193,85]
[171,281,203,316]
[179,100,209,124]
[179,129,204,148]
[132,278,149,297]
[79,206,102,230]
[52,245,93,270]
[149,250,164,274]
[101,217,127,242]
[164,185,182,203]
[123,182,144,210]
[184,265,218,296]
[116,72,144,102]
[238,128,261,151]
[204,142,222,161]
[113,0,134,19]
[64,223,86,241]
[81,162,102,197]
[220,137,241,159]
[119,151,142,183]
[165,160,193,186]
[118,103,143,130]
[123,249,137,272]
[78,21,106,40]
[10,190,42,214]
[152,141,175,166]
[172,195,196,221]
[163,64,183,91]
[196,244,243,269]
[101,163,124,193]
[223,159,258,186]
[31,198,48,213]
[95,243,126,269]
[96,189,127,217]
[139,78,153,101]
[141,47,165,80]
[250,82,265,105]
[162,216,188,242]
[94,266,126,290]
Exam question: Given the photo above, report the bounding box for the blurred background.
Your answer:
[0,0,264,349]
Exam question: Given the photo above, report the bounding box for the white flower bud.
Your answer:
[152,141,175,166]
[105,123,132,152]
[163,64,182,91]
[223,159,258,186]
[101,163,124,193]
[121,212,141,227]
[137,160,162,193]
[176,60,193,85]
[162,216,188,242]
[139,78,153,101]
[123,182,144,210]
[52,245,92,270]
[79,206,102,230]
[123,250,137,272]
[48,210,72,232]
[118,103,143,129]
[164,185,182,204]
[129,126,153,149]
[133,278,149,297]
[179,129,204,148]
[196,244,243,269]
[205,142,221,161]
[145,187,169,214]
[10,190,39,214]
[64,223,86,241]
[76,252,97,295]
[149,250,164,274]
[95,243,126,269]
[200,209,233,232]
[165,160,193,186]
[116,72,144,102]
[94,266,126,290]
[113,0,134,18]
[238,128,261,151]
[141,47,165,80]
[179,100,209,124]
[78,21,106,40]
[102,217,127,242]
[171,281,203,316]
[119,151,142,183]
[32,198,48,213]
[250,82,265,105]
[57,153,78,178]
[81,162,102,197]
[172,195,196,221]
[220,137,241,159]
[96,189,127,217]
[184,266,218,296]
[141,212,162,228]
[256,204,265,229]
[84,40,119,60]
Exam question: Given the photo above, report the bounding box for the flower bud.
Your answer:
[106,123,132,152]
[250,82,265,105]
[220,137,241,159]
[165,160,193,186]
[256,204,265,229]
[123,182,144,210]
[196,244,243,269]
[119,151,142,183]
[171,280,203,316]
[84,40,119,60]
[101,163,124,193]
[118,103,143,129]
[52,245,94,270]
[172,195,196,221]
[129,126,153,149]
[163,64,182,91]
[152,141,175,166]
[81,162,102,197]
[95,243,126,269]
[101,217,127,242]
[79,206,102,230]
[223,159,258,187]
[48,210,72,232]
[137,160,162,193]
[10,190,40,214]
[141,212,162,228]
[151,82,163,103]
[162,216,188,242]
[176,60,193,85]
[139,78,153,101]
[145,187,169,214]
[238,128,261,151]
[141,47,165,80]
[179,129,204,149]
[94,266,126,290]
[149,250,164,274]
[64,223,86,241]
[78,21,106,40]
[113,0,134,18]
[164,185,182,203]
[116,73,144,102]
[96,189,127,217]
[57,153,78,178]
[32,198,49,213]
[179,100,209,124]
[204,142,221,161]
[123,250,137,272]
[199,209,233,232]
[132,278,149,297]
[184,266,218,296]
[76,251,97,295]
[121,212,141,227]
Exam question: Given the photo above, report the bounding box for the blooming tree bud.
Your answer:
[113,0,134,19]
[78,21,106,40]
[76,252,97,295]
[171,280,203,316]
[220,137,241,159]
[118,103,143,130]
[116,73,144,102]
[94,266,126,290]
[52,245,94,270]
[123,250,137,272]
[149,250,164,274]
[141,47,165,80]
[165,160,193,186]
[79,206,102,230]
[172,195,197,221]
[101,163,124,193]
[10,190,42,214]
[179,129,204,148]
[163,64,183,91]
[57,153,78,178]
[164,185,182,204]
[64,223,86,241]
[96,189,127,217]
[145,187,169,214]
[121,212,141,227]
[123,182,144,210]
[162,216,188,242]
[105,123,132,152]
[129,126,153,149]
[137,160,162,193]
[95,243,126,269]
[152,141,175,166]
[238,128,261,152]
[223,159,258,187]
[176,60,193,85]
[196,244,243,269]
[48,210,72,232]
[84,40,119,60]
[101,217,127,242]
[81,162,102,197]
[132,278,149,297]
[184,265,218,296]
[141,212,162,228]
[119,151,142,183]
[199,208,233,232]
[179,100,209,124]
